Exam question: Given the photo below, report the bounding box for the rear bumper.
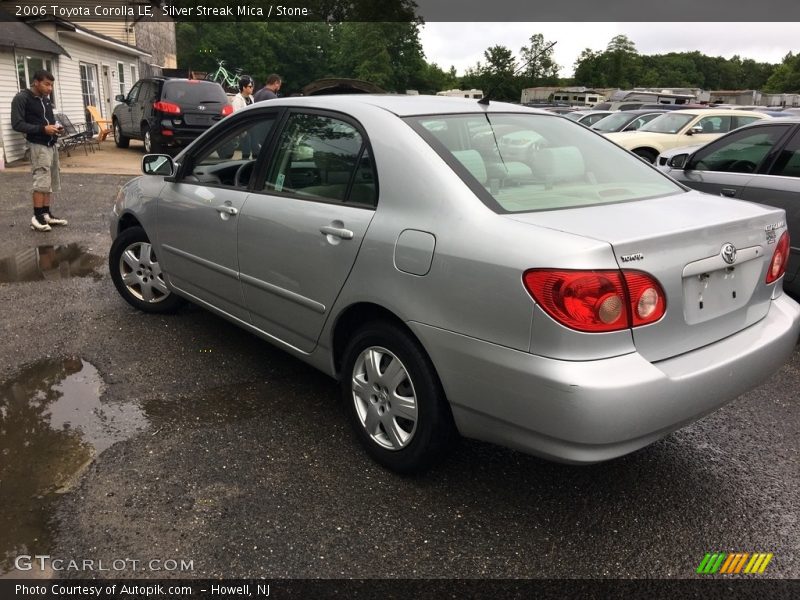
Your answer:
[410,294,800,463]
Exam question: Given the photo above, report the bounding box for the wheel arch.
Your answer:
[330,302,428,379]
[632,146,659,157]
[116,212,143,236]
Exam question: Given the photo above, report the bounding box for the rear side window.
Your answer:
[769,129,800,178]
[260,112,377,207]
[407,113,681,213]
[162,81,227,105]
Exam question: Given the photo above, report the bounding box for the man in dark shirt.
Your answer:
[10,69,68,232]
[253,74,282,102]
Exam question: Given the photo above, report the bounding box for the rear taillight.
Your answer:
[766,231,790,284]
[221,104,234,116]
[523,269,666,333]
[623,271,667,327]
[153,101,181,114]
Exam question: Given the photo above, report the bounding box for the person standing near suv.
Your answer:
[231,76,256,159]
[11,69,68,232]
[254,74,282,102]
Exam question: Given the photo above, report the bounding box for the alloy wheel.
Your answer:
[118,241,170,303]
[351,346,418,450]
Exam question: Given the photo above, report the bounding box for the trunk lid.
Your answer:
[507,190,787,361]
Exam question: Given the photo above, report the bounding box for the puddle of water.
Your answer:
[0,244,103,283]
[0,357,148,576]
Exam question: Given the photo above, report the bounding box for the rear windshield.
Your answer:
[407,113,682,213]
[162,81,227,105]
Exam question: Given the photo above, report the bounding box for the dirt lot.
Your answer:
[4,138,146,176]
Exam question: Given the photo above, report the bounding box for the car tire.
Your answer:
[633,148,658,164]
[142,127,164,154]
[340,320,456,474]
[113,119,130,148]
[109,226,183,314]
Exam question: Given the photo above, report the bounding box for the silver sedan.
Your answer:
[109,96,800,473]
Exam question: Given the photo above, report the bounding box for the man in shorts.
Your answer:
[11,69,68,232]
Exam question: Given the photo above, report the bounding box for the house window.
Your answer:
[79,62,99,108]
[118,62,127,96]
[16,54,54,91]
[130,64,137,85]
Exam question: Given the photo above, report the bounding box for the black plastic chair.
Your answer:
[55,113,95,156]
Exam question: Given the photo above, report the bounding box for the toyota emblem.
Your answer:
[721,243,737,264]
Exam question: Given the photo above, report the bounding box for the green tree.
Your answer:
[573,48,605,87]
[518,34,560,85]
[604,34,640,88]
[764,52,800,93]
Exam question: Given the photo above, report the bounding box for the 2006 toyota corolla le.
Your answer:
[109,95,800,473]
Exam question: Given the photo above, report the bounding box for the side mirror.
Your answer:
[115,94,126,102]
[142,154,175,177]
[687,125,704,135]
[668,153,690,169]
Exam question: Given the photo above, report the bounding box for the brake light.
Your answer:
[523,269,666,333]
[221,104,234,116]
[766,231,790,284]
[153,101,181,114]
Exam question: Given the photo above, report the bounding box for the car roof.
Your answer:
[738,116,800,126]
[666,108,770,117]
[618,108,669,115]
[243,94,548,117]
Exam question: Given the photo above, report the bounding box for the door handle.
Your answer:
[319,225,353,240]
[720,188,737,197]
[215,205,239,215]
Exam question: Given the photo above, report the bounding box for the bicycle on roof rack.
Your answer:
[205,59,242,92]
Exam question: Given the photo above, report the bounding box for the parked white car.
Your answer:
[605,109,769,163]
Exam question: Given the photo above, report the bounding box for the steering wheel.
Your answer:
[234,161,254,188]
[727,160,756,174]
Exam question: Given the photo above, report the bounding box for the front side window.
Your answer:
[690,125,791,173]
[260,113,377,207]
[409,112,681,213]
[696,115,733,134]
[127,81,141,103]
[185,115,278,187]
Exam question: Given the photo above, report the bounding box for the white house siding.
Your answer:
[83,22,137,47]
[52,34,141,126]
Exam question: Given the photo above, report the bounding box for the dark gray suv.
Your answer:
[112,77,232,153]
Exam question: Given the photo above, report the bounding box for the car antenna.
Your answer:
[478,41,557,106]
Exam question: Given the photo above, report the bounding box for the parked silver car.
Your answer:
[657,118,800,295]
[109,96,800,473]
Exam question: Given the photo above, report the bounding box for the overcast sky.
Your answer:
[419,23,800,78]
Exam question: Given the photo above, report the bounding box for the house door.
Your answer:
[102,64,114,119]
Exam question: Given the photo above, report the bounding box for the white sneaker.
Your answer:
[43,213,68,226]
[31,216,52,232]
